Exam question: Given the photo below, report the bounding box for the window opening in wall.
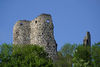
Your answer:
[42,33,43,35]
[20,23,23,26]
[35,20,37,23]
[46,19,50,23]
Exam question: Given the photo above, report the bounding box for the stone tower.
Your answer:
[83,32,91,46]
[13,14,57,60]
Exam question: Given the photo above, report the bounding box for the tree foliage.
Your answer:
[60,43,76,57]
[54,43,76,67]
[54,51,69,67]
[0,44,54,67]
[92,42,100,67]
[0,42,100,67]
[72,42,100,67]
[73,45,91,67]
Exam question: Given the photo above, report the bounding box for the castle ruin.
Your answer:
[83,32,91,46]
[13,14,57,60]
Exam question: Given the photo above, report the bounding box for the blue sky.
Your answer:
[0,0,100,50]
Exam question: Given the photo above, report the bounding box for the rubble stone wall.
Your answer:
[83,32,91,46]
[13,14,57,60]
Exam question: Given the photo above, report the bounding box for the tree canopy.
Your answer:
[0,42,100,67]
[0,44,54,67]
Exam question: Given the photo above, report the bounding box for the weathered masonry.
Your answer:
[83,32,91,46]
[13,14,57,60]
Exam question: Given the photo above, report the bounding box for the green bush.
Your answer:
[73,45,91,67]
[0,44,54,67]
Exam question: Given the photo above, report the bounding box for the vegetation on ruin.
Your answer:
[0,44,53,67]
[0,42,100,67]
[54,42,100,67]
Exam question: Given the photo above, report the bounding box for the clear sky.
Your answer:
[0,0,100,50]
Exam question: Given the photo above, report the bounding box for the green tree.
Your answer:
[92,42,100,67]
[0,44,54,67]
[73,45,91,67]
[60,43,76,57]
[54,51,69,67]
[61,43,76,67]
[0,43,12,65]
[54,43,76,67]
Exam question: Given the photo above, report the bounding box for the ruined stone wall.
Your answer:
[13,14,57,60]
[83,32,91,46]
[13,20,31,44]
[30,14,57,59]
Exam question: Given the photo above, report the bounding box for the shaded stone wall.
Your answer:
[83,32,91,46]
[13,14,57,60]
